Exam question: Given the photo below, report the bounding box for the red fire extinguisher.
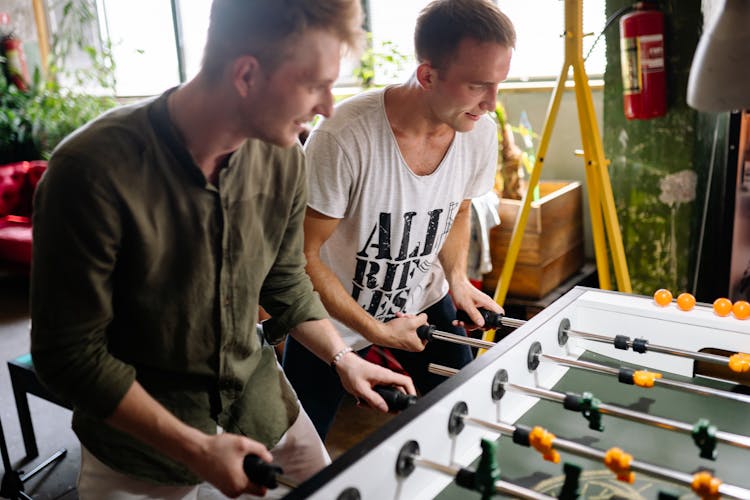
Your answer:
[0,13,30,92]
[2,33,30,92]
[619,2,667,120]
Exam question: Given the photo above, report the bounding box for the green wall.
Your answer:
[604,1,705,294]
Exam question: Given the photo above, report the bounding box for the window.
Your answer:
[504,1,606,81]
[93,0,606,96]
[98,0,181,96]
[365,0,606,85]
[178,1,212,80]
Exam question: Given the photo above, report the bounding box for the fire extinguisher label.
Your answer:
[6,49,24,76]
[638,34,664,72]
[620,34,664,96]
[620,37,640,95]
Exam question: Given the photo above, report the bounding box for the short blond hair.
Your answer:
[202,0,363,78]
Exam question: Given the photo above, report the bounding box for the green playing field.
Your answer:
[436,351,750,499]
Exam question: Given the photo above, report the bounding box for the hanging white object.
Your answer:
[687,0,750,112]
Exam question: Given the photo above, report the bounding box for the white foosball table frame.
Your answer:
[285,287,750,500]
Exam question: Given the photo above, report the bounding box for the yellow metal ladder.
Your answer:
[484,0,632,343]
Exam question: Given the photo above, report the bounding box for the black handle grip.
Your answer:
[456,308,504,329]
[416,324,434,341]
[243,454,283,489]
[373,385,417,412]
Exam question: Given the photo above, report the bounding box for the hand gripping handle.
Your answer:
[416,324,435,341]
[456,307,504,329]
[373,385,417,412]
[243,454,283,489]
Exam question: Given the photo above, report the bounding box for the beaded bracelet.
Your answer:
[330,347,354,368]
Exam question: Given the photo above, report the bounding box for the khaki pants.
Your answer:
[77,408,329,500]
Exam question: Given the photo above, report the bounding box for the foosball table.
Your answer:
[285,287,750,499]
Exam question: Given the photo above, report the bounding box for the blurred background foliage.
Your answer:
[0,0,117,163]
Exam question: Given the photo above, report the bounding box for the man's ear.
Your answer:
[232,55,261,98]
[416,62,436,90]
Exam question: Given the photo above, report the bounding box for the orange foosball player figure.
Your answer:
[529,426,560,463]
[604,447,635,484]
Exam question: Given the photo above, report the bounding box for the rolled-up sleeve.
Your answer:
[31,153,135,419]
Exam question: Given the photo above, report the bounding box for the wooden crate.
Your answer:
[483,181,584,299]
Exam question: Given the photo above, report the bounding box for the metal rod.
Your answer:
[19,448,67,482]
[542,353,619,375]
[0,418,11,474]
[413,456,458,476]
[32,0,50,72]
[506,383,750,450]
[170,0,187,82]
[430,329,496,350]
[276,475,299,490]
[461,414,750,500]
[412,455,556,500]
[464,416,515,435]
[428,363,459,377]
[493,480,557,500]
[431,361,750,450]
[500,317,526,329]
[566,328,736,365]
[541,354,750,405]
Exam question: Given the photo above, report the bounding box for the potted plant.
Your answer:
[0,69,117,163]
[0,0,117,268]
[1,0,117,164]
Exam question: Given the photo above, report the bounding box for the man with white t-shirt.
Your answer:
[283,0,515,439]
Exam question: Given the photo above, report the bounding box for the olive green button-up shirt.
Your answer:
[30,90,328,484]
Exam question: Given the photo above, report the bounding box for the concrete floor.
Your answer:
[0,274,389,500]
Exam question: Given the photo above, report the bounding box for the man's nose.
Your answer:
[480,85,499,111]
[314,91,335,118]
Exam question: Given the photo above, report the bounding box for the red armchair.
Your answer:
[0,161,47,268]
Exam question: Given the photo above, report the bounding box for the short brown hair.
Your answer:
[415,0,516,70]
[202,0,363,78]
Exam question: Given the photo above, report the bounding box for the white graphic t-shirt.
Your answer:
[305,88,497,350]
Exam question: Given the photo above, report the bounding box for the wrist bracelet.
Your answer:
[330,347,354,368]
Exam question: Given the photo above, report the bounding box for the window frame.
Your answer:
[90,0,607,97]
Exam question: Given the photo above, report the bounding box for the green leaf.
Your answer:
[0,0,117,163]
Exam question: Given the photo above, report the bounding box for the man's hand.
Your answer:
[185,433,274,498]
[371,312,429,352]
[449,279,504,330]
[104,382,276,499]
[333,352,416,413]
[438,198,503,330]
